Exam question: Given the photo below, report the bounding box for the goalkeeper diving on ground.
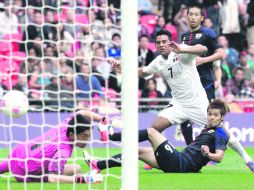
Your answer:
[0,110,107,183]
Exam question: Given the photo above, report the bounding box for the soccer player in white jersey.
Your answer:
[108,29,254,172]
[107,29,209,140]
[141,30,209,132]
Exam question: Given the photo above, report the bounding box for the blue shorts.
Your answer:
[201,80,215,101]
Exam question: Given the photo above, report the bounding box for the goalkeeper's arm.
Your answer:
[76,110,105,123]
[47,173,102,183]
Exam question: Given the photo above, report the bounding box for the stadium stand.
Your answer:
[0,0,253,113]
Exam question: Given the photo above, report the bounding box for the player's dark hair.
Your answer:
[67,114,91,137]
[207,99,228,116]
[187,4,204,16]
[155,30,172,41]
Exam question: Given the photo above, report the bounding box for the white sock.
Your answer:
[228,137,252,163]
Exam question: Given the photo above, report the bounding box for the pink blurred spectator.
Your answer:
[151,16,177,41]
[140,14,157,35]
[141,78,164,112]
[138,12,150,39]
[151,16,165,39]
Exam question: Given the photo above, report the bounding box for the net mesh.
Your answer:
[0,0,122,189]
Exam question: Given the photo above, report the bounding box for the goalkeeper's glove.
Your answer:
[98,116,114,142]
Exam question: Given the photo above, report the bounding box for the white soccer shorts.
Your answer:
[158,101,208,128]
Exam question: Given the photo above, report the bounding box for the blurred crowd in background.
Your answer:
[0,0,254,113]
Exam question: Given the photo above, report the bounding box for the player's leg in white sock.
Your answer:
[228,137,252,163]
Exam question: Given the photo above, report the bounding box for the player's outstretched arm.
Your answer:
[201,145,225,163]
[48,173,102,183]
[213,61,222,89]
[48,174,76,183]
[77,110,104,123]
[138,67,152,78]
[107,56,152,78]
[170,42,208,55]
[196,48,224,66]
[107,57,121,68]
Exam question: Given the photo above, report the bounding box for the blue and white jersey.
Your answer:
[181,127,229,172]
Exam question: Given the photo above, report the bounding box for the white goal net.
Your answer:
[0,0,138,189]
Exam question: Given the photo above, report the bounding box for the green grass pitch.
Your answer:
[0,147,253,190]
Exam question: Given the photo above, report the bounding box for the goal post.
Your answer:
[0,0,140,189]
[121,1,139,190]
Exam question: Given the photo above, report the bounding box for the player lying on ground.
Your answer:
[0,110,105,183]
[85,99,229,173]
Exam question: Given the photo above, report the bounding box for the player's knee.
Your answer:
[138,147,146,156]
[152,119,171,132]
[152,123,163,132]
[138,147,152,160]
[147,128,159,139]
[138,148,144,158]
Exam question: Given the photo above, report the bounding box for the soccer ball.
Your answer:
[1,90,29,118]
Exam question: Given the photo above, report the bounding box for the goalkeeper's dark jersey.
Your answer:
[180,126,229,172]
[181,26,220,100]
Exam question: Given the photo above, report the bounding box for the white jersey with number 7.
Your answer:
[143,52,209,107]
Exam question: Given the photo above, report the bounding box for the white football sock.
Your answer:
[228,137,252,163]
